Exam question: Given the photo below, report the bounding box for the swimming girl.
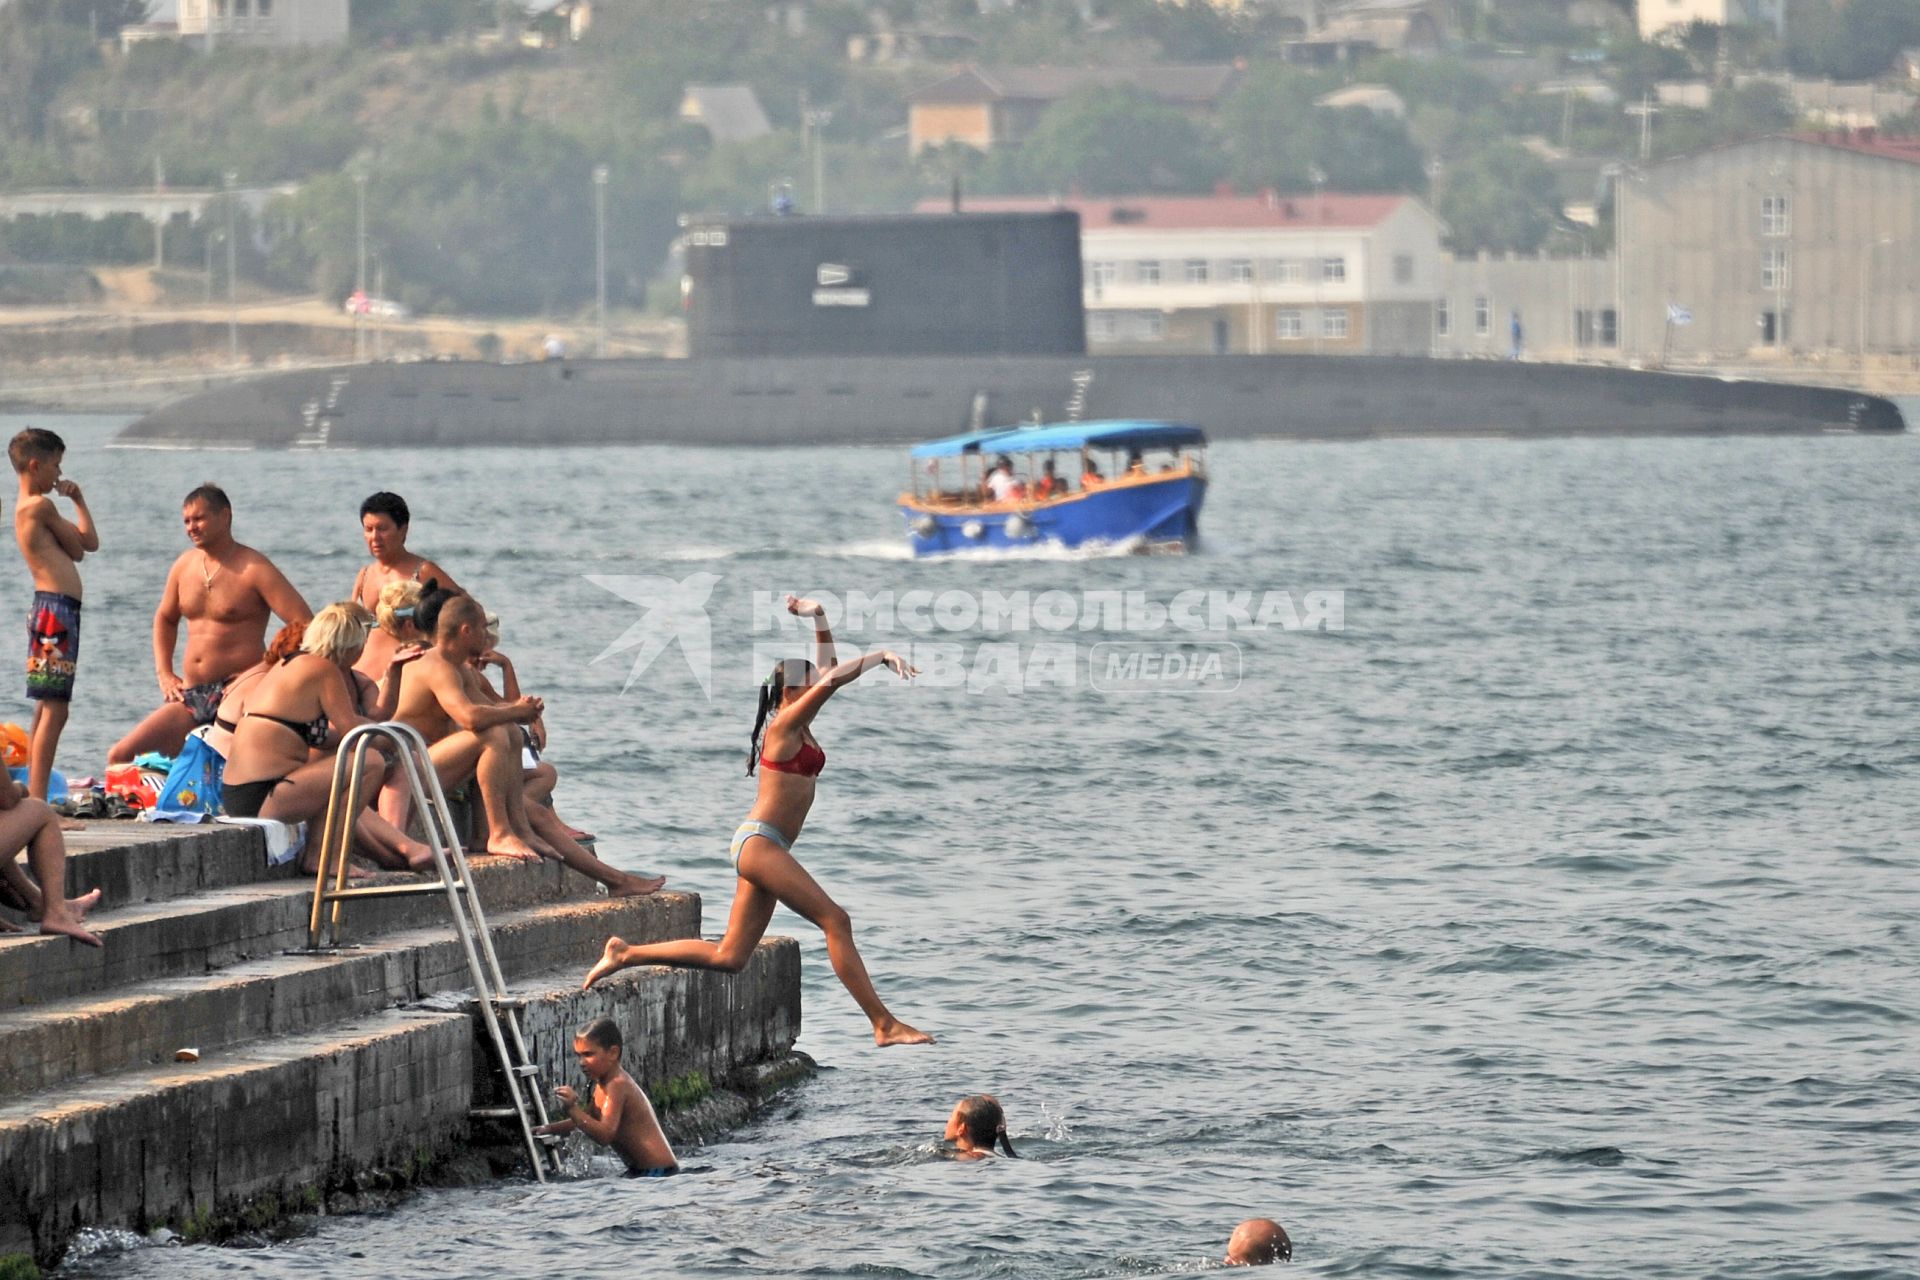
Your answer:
[944,1095,1017,1160]
[584,594,933,1047]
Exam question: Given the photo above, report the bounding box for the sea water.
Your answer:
[5,414,1914,1279]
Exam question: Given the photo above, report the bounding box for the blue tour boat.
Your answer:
[899,420,1208,556]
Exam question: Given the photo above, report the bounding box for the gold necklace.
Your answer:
[201,555,220,591]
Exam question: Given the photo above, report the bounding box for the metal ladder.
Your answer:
[303,721,562,1182]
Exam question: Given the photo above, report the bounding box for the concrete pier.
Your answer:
[0,823,802,1269]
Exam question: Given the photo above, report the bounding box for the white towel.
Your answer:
[214,816,308,867]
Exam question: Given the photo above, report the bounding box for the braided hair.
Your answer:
[747,658,818,776]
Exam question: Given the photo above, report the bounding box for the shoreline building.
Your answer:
[175,0,347,46]
[907,65,1238,154]
[929,192,1447,355]
[1616,132,1920,360]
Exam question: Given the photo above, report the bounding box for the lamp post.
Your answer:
[1309,164,1326,356]
[223,171,238,365]
[1858,235,1892,371]
[593,163,609,358]
[353,172,368,362]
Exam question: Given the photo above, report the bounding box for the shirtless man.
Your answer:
[350,491,456,681]
[108,484,313,765]
[393,594,661,895]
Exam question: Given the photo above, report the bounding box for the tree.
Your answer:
[1435,142,1560,253]
[0,5,98,141]
[1014,84,1224,195]
[1220,67,1428,192]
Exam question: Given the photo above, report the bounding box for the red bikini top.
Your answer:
[760,739,826,777]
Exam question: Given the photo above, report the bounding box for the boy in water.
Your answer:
[1225,1218,1292,1266]
[533,1017,678,1177]
[11,429,99,812]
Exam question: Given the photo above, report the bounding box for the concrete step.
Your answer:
[0,849,616,1008]
[0,940,800,1267]
[0,891,698,1100]
[0,1006,477,1264]
[58,822,283,908]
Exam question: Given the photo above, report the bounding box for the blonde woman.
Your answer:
[222,602,432,874]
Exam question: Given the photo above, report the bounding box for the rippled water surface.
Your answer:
[9,413,1917,1279]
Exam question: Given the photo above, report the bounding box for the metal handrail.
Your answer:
[303,721,560,1182]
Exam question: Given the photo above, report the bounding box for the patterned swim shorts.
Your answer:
[26,590,80,702]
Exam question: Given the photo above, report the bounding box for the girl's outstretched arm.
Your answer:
[778,648,918,733]
[785,594,837,672]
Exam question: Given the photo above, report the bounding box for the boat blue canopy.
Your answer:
[910,420,1206,460]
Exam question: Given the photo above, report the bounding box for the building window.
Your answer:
[1321,309,1349,339]
[1436,298,1450,337]
[1599,308,1617,346]
[1275,310,1304,340]
[1762,247,1789,290]
[1393,254,1413,284]
[257,0,273,16]
[1090,261,1118,290]
[1088,312,1118,341]
[1761,195,1789,236]
[1184,259,1209,284]
[1474,296,1491,336]
[1134,260,1161,285]
[1265,259,1304,284]
[1135,311,1164,341]
[1228,259,1253,284]
[1322,257,1346,283]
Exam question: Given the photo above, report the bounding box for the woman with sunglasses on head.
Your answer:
[585,594,932,1047]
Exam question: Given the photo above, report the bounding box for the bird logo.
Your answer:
[587,572,721,699]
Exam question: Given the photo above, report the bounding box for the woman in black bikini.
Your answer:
[584,594,933,1047]
[222,602,433,874]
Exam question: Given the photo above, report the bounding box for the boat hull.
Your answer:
[900,475,1207,556]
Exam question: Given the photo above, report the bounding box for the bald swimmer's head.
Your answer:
[1225,1219,1291,1266]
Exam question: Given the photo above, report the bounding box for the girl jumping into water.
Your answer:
[584,594,933,1048]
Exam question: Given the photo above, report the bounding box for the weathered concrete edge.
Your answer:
[0,940,803,1268]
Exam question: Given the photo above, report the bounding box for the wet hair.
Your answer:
[414,578,459,637]
[303,602,371,663]
[183,482,231,513]
[265,622,306,664]
[376,579,426,637]
[577,1017,622,1052]
[360,491,411,529]
[8,427,64,474]
[746,658,817,776]
[953,1095,1018,1157]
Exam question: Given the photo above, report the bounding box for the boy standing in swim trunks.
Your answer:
[11,429,98,809]
[532,1017,678,1177]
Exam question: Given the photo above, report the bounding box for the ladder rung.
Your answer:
[469,1107,520,1120]
[510,1064,542,1077]
[318,881,469,902]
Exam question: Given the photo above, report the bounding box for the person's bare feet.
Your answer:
[58,816,85,832]
[299,853,376,881]
[607,872,665,898]
[874,1019,935,1047]
[401,841,440,874]
[582,935,628,989]
[0,915,22,933]
[38,914,103,948]
[487,834,543,863]
[66,889,101,921]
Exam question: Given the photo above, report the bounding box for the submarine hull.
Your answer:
[116,353,1905,449]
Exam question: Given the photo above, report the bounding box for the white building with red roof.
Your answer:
[933,190,1447,355]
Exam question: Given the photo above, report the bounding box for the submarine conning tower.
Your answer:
[683,211,1086,359]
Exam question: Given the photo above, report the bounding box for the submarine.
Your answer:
[119,211,1905,448]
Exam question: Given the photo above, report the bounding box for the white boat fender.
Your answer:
[1006,514,1034,539]
[961,520,985,540]
[912,515,938,538]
